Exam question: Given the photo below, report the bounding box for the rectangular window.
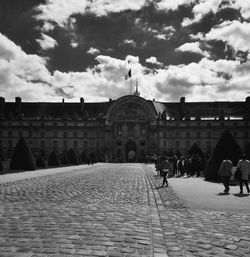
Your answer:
[163,132,166,138]
[64,131,68,138]
[53,131,57,138]
[8,140,12,148]
[8,131,13,137]
[63,140,67,149]
[41,140,45,148]
[207,132,211,139]
[74,140,77,149]
[175,141,180,149]
[186,132,190,138]
[74,131,77,138]
[84,132,88,138]
[197,132,200,138]
[18,131,23,137]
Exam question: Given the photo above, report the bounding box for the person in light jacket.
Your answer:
[237,154,250,194]
[218,157,233,193]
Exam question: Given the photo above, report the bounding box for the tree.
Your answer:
[9,137,36,171]
[205,130,242,181]
[61,150,69,166]
[81,150,90,164]
[244,142,250,160]
[68,148,79,165]
[187,143,204,159]
[36,155,47,168]
[0,159,3,173]
[47,150,61,167]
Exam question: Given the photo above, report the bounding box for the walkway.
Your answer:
[0,163,249,257]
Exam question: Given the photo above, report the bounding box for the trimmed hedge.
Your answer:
[48,150,61,167]
[68,148,79,165]
[205,130,242,181]
[9,137,36,171]
[36,155,47,168]
[81,151,90,164]
[61,150,70,166]
[244,142,250,160]
[188,143,204,158]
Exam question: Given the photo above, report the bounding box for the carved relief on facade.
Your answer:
[114,102,148,121]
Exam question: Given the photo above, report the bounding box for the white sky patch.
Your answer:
[176,42,209,57]
[155,34,167,40]
[122,39,137,47]
[35,0,146,31]
[71,41,79,48]
[156,0,196,11]
[146,56,163,66]
[0,33,54,101]
[190,32,204,40]
[232,0,250,19]
[36,34,58,50]
[0,33,247,103]
[206,21,250,52]
[35,0,87,29]
[87,47,100,55]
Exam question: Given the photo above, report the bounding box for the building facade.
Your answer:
[0,95,250,162]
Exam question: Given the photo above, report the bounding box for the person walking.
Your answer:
[237,154,250,194]
[160,157,172,187]
[218,157,233,193]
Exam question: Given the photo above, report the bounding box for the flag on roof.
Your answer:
[125,69,131,80]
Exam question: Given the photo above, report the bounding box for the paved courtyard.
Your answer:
[0,163,250,257]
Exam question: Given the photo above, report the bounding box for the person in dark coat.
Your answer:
[218,157,233,193]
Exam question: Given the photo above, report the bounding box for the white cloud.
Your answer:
[35,0,147,31]
[0,32,248,103]
[233,0,250,19]
[206,21,250,52]
[146,56,163,66]
[156,0,196,11]
[176,42,209,57]
[122,39,137,47]
[87,47,100,55]
[36,34,58,50]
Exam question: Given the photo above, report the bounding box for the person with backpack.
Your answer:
[160,156,172,187]
[218,157,233,193]
[237,154,250,194]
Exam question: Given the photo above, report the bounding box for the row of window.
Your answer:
[0,140,99,149]
[161,131,249,139]
[0,131,101,138]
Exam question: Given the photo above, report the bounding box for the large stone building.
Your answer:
[0,94,249,162]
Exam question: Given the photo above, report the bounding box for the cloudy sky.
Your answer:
[0,0,250,102]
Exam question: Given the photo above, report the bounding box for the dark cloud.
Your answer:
[0,0,46,54]
[41,2,201,72]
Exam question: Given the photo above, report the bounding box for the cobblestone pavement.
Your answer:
[0,164,250,257]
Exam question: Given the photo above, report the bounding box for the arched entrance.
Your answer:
[125,140,137,162]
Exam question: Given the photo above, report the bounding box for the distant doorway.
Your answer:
[125,140,137,162]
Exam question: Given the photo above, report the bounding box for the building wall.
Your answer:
[0,95,249,162]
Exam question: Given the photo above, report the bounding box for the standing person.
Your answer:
[218,157,233,193]
[160,157,172,187]
[237,154,250,194]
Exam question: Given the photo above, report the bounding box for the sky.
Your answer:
[0,0,250,103]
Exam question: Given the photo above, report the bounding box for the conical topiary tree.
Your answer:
[9,137,36,171]
[61,150,69,166]
[205,130,242,181]
[47,150,61,167]
[244,142,250,160]
[36,155,47,168]
[0,159,3,173]
[68,148,79,165]
[81,150,90,164]
[187,143,204,159]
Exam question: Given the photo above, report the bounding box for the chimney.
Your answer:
[0,97,5,118]
[15,97,22,114]
[179,96,186,119]
[80,97,85,113]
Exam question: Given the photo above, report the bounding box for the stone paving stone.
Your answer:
[1,164,250,257]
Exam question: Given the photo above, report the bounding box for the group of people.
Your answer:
[154,154,203,187]
[218,154,250,194]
